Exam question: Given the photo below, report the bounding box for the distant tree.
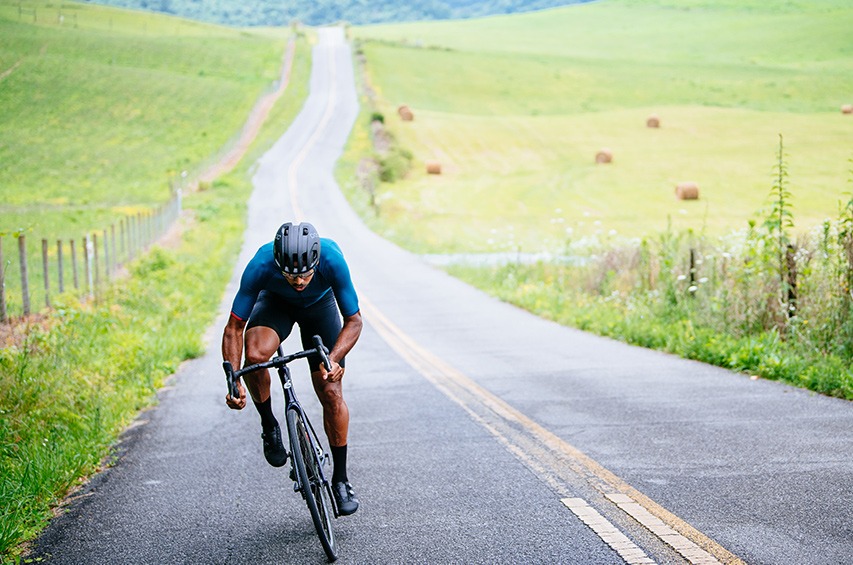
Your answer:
[82,0,591,26]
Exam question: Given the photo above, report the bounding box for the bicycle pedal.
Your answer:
[293,482,300,493]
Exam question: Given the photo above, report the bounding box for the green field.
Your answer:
[0,0,288,241]
[350,0,853,253]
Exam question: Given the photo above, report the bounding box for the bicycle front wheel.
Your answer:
[287,407,337,562]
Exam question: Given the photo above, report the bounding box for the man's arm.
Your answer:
[323,311,363,382]
[222,314,248,409]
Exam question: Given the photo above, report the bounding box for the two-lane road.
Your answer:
[32,27,853,564]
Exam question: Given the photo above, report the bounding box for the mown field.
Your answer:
[348,0,853,253]
[0,2,312,558]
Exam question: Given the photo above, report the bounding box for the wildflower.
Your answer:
[688,285,698,293]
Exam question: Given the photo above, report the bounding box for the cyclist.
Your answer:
[222,221,362,515]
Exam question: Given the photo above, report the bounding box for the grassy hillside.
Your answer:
[348,0,853,253]
[0,0,287,241]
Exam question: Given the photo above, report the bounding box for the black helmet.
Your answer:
[273,222,321,275]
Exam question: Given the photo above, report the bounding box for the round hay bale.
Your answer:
[646,114,660,128]
[398,104,414,121]
[425,161,442,175]
[675,182,700,200]
[842,104,853,115]
[595,148,613,164]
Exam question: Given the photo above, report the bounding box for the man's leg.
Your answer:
[311,370,358,515]
[298,292,358,514]
[245,326,287,466]
[310,370,349,449]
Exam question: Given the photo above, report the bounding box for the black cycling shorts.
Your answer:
[246,290,344,372]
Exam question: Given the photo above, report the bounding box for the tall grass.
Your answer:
[449,150,853,399]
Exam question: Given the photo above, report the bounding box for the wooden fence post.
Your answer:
[786,244,798,318]
[57,240,65,294]
[110,224,117,273]
[93,233,100,294]
[689,248,697,287]
[42,238,50,309]
[129,215,136,260]
[0,237,6,323]
[120,218,127,264]
[103,229,110,281]
[84,235,93,298]
[71,238,79,290]
[19,235,30,316]
[143,211,148,249]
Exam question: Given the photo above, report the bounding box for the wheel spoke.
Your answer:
[287,407,337,561]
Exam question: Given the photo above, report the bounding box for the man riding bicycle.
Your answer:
[222,221,362,515]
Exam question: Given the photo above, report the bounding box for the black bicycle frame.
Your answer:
[223,335,337,516]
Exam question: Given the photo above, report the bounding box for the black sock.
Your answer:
[331,445,348,484]
[254,398,278,431]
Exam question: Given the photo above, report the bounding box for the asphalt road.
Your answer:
[31,27,853,565]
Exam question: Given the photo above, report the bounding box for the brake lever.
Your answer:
[223,361,240,400]
[312,335,332,372]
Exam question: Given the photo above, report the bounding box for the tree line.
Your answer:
[82,0,591,27]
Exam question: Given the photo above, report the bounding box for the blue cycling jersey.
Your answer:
[230,238,359,321]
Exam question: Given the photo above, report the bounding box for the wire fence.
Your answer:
[0,193,182,322]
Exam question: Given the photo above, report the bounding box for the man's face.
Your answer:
[283,269,315,292]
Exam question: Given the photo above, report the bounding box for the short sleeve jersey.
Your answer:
[230,238,359,321]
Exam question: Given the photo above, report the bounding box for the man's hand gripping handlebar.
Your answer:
[222,335,332,409]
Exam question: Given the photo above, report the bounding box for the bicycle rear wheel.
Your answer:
[287,407,337,562]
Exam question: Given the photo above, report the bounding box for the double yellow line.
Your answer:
[362,297,744,565]
[289,31,339,222]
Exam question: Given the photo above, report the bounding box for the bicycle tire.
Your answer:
[287,407,337,562]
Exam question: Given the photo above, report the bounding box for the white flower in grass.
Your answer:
[688,285,698,293]
[677,275,687,281]
[699,277,709,284]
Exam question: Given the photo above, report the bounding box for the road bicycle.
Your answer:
[223,335,339,562]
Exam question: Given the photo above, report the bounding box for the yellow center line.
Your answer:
[288,34,338,222]
[361,296,745,565]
